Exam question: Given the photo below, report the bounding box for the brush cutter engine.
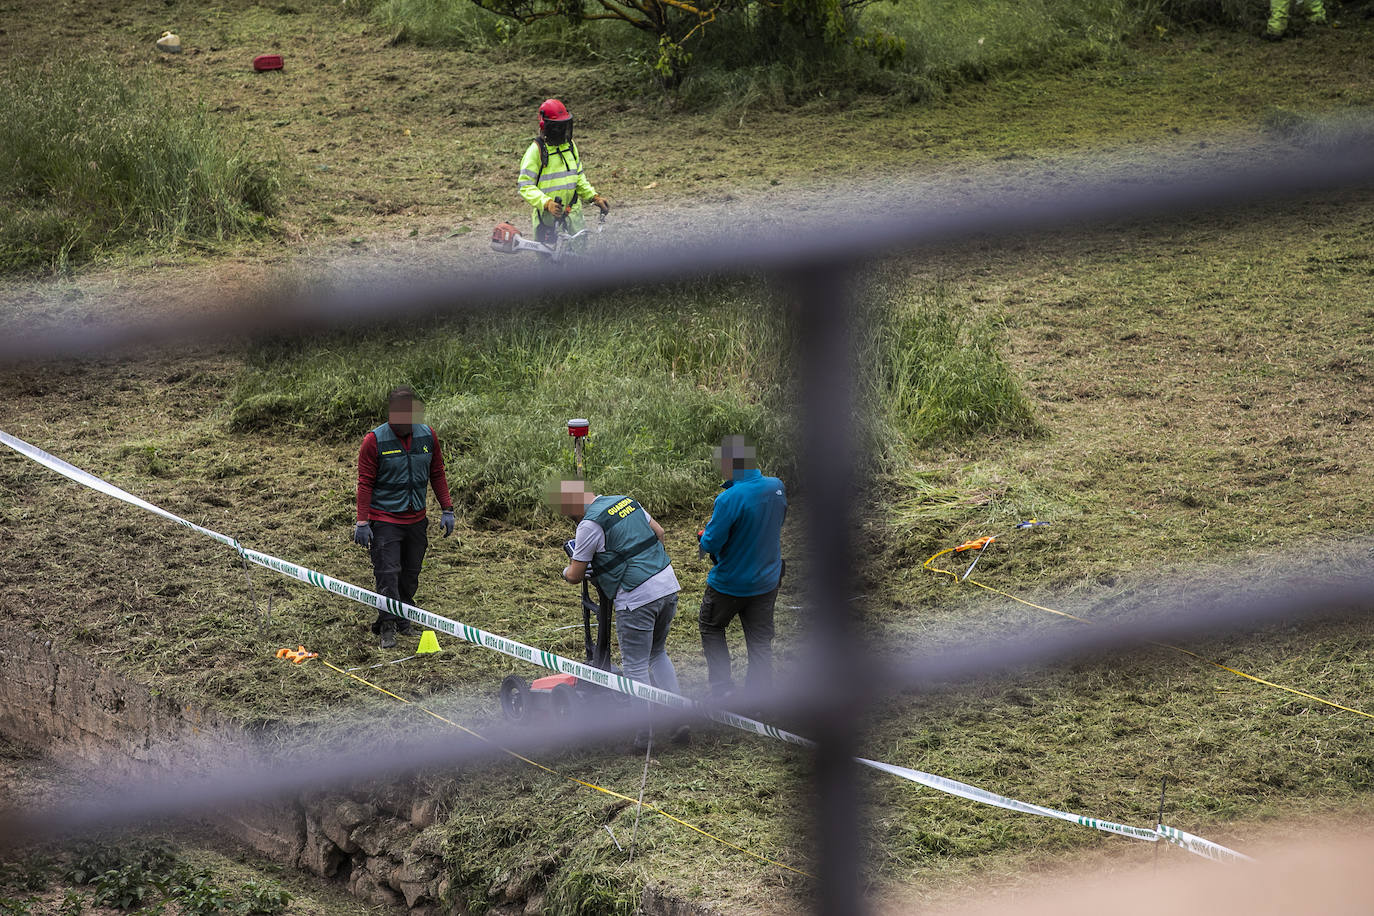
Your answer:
[489,222,526,254]
[489,204,605,263]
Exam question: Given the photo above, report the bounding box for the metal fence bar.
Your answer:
[2,135,1370,364]
[785,264,870,914]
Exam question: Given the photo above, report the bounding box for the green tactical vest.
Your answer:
[371,423,434,513]
[582,494,670,597]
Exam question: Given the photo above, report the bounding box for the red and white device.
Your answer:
[491,221,553,255]
[568,418,589,473]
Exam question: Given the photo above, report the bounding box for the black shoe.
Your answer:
[670,725,692,747]
[379,621,397,649]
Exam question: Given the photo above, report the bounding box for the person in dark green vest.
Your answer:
[553,478,689,753]
[353,386,455,648]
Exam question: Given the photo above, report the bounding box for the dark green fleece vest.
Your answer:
[371,423,433,513]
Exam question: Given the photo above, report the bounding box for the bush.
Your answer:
[352,0,1149,102]
[0,59,281,274]
[233,879,291,915]
[91,866,157,911]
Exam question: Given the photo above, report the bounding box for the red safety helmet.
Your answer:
[538,98,573,145]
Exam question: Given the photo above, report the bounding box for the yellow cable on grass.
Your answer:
[923,548,1374,721]
[317,659,814,879]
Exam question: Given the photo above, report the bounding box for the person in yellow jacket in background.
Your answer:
[1266,0,1326,38]
[518,99,610,249]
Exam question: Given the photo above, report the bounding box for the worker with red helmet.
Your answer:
[518,99,610,248]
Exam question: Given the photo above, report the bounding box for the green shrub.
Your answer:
[0,896,34,916]
[168,869,232,915]
[91,866,157,911]
[0,59,281,274]
[233,879,291,915]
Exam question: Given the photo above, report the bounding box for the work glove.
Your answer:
[441,509,455,538]
[353,522,372,547]
[591,194,610,215]
[544,198,565,217]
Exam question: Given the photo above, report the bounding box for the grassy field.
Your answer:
[2,0,1374,913]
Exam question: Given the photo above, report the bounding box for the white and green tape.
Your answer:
[0,429,1250,863]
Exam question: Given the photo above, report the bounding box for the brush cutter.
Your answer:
[490,197,605,264]
[498,542,628,723]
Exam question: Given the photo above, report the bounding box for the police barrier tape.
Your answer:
[0,429,1250,863]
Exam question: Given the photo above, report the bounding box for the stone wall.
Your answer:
[0,625,717,915]
[0,625,452,913]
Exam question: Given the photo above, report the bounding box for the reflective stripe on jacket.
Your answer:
[518,140,598,234]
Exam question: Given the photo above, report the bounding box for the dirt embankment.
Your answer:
[0,623,718,915]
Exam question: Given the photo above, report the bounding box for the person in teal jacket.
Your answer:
[1267,0,1326,38]
[518,99,610,248]
[697,435,787,701]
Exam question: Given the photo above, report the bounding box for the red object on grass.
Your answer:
[531,673,578,691]
[567,419,590,438]
[253,54,283,71]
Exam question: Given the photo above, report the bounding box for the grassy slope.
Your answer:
[2,2,1374,913]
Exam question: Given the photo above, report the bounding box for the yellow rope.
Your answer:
[923,548,1374,721]
[317,659,815,878]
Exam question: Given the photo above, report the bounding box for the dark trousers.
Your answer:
[369,520,427,632]
[699,584,778,698]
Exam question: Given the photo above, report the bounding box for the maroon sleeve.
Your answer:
[428,431,454,511]
[356,432,378,523]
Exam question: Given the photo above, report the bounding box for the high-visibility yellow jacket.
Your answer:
[517,139,598,235]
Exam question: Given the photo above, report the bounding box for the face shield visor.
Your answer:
[542,115,573,146]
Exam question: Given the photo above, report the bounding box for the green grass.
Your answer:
[862,268,1040,455]
[228,275,1037,520]
[0,59,281,274]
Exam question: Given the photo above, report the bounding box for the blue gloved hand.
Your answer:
[353,522,373,547]
[441,510,455,538]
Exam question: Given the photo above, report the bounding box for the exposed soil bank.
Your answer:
[0,624,715,914]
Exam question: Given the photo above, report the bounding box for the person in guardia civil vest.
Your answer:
[518,99,610,249]
[353,386,455,648]
[553,478,690,753]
